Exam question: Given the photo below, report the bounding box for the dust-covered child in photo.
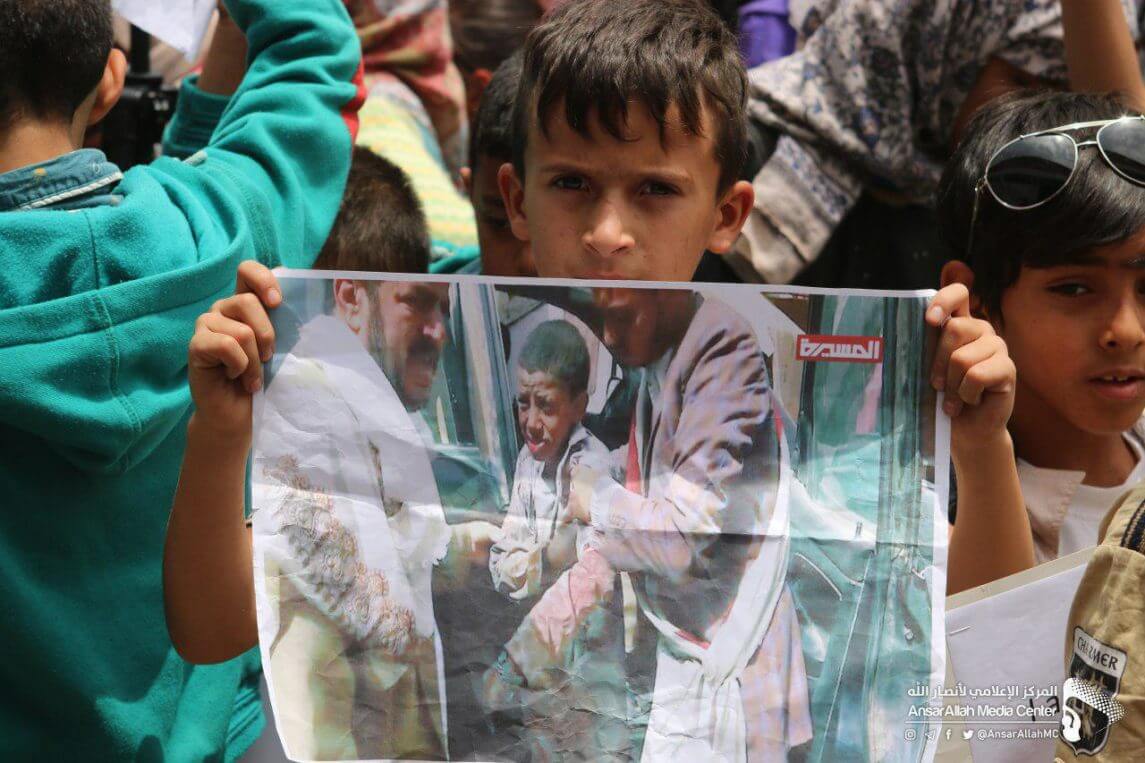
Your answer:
[491,320,610,598]
[485,318,630,760]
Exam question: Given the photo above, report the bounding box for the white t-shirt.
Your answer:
[1056,432,1145,557]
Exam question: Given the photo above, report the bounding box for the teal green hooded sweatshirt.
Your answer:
[0,0,363,758]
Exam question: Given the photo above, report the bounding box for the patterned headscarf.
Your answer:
[345,0,468,175]
[734,0,1140,282]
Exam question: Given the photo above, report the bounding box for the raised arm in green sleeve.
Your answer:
[147,0,365,268]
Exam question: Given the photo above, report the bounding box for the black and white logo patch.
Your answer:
[1062,627,1128,755]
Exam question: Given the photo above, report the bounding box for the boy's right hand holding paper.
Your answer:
[188,261,281,437]
[168,260,280,664]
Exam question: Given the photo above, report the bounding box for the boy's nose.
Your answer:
[1101,296,1145,350]
[583,202,635,258]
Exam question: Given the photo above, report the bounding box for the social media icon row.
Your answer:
[904,727,975,742]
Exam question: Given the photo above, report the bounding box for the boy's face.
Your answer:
[516,368,587,465]
[500,101,754,281]
[465,155,538,277]
[994,228,1145,439]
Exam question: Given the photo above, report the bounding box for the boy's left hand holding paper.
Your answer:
[926,283,1016,452]
[930,283,1033,593]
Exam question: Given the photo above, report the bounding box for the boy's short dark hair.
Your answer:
[939,91,1145,314]
[512,0,748,194]
[0,0,114,131]
[450,0,541,75]
[314,147,430,273]
[469,52,524,168]
[519,320,591,398]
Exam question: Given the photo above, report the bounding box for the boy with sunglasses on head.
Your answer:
[936,91,1145,590]
[935,89,1145,763]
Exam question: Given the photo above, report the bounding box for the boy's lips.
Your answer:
[1088,368,1145,402]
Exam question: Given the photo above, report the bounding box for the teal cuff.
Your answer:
[162,76,234,160]
[430,247,482,275]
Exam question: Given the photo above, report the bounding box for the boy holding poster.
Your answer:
[936,91,1145,583]
[165,0,1027,758]
[498,0,1017,603]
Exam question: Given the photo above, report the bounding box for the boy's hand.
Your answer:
[188,261,281,437]
[453,521,502,566]
[926,284,1016,450]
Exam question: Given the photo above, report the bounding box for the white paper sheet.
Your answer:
[112,0,216,61]
[945,551,1094,763]
[251,272,947,762]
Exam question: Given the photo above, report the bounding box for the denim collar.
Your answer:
[0,149,123,212]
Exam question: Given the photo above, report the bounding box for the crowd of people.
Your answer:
[2,0,1145,760]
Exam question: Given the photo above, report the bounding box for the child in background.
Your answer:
[437,52,538,276]
[313,146,433,273]
[0,0,361,758]
[935,91,1145,588]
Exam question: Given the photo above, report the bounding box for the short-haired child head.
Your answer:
[516,320,591,464]
[0,0,125,149]
[939,91,1145,442]
[463,52,537,277]
[500,0,755,282]
[316,146,431,274]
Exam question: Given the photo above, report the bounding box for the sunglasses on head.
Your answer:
[966,116,1145,258]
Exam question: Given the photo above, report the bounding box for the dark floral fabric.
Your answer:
[734,0,1139,282]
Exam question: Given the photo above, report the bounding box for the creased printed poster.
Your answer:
[251,273,950,762]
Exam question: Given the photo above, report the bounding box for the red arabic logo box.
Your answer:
[796,335,884,364]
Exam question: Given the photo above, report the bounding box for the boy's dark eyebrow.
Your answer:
[537,162,694,186]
